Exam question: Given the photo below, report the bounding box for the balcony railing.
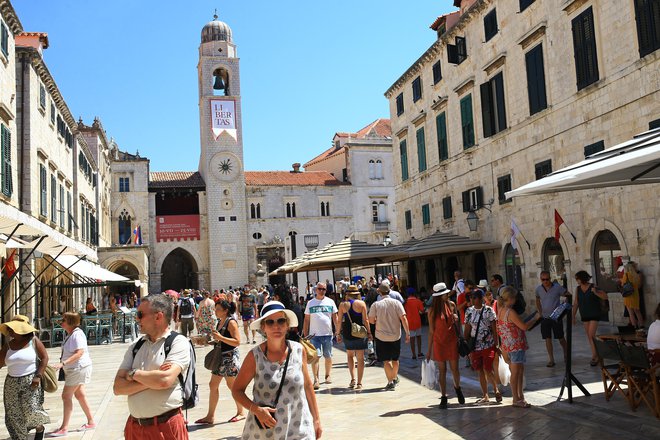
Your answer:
[373,221,390,231]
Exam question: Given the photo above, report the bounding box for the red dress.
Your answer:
[432,304,459,362]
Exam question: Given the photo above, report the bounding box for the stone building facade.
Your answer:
[385,0,659,320]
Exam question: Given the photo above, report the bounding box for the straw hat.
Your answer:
[249,301,299,331]
[432,282,451,297]
[346,285,361,296]
[0,315,38,336]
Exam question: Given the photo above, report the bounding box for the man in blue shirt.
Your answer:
[535,271,568,367]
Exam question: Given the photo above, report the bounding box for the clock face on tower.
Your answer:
[210,151,242,182]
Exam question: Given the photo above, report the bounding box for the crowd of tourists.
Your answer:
[2,268,659,440]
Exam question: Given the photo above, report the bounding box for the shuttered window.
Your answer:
[497,174,512,204]
[405,210,412,230]
[412,77,422,102]
[40,164,47,216]
[59,185,65,226]
[442,196,453,219]
[400,140,409,181]
[0,22,8,57]
[1,124,12,197]
[520,0,536,12]
[584,140,605,157]
[51,175,57,223]
[67,191,72,233]
[432,61,442,84]
[484,9,498,42]
[462,186,484,212]
[436,112,448,162]
[422,204,431,226]
[480,72,507,137]
[460,95,475,149]
[535,159,552,180]
[525,44,548,115]
[39,84,46,109]
[572,7,599,90]
[416,127,427,172]
[396,93,404,116]
[634,0,660,57]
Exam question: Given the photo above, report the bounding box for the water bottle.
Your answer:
[367,340,374,355]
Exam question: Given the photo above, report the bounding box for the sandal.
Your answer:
[228,415,246,423]
[195,418,214,424]
[589,359,598,367]
[80,423,97,430]
[355,383,362,391]
[495,392,502,403]
[348,379,356,389]
[313,380,320,390]
[325,375,332,384]
[475,397,490,404]
[513,400,532,408]
[546,361,555,368]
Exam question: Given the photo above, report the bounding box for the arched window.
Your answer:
[212,67,229,96]
[376,159,383,179]
[118,209,131,245]
[320,201,330,217]
[256,203,261,218]
[593,230,622,292]
[368,160,375,179]
[542,238,566,287]
[504,244,523,290]
[250,203,261,219]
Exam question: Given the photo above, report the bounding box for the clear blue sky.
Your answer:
[13,0,452,172]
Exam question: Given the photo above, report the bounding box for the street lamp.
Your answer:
[465,199,494,232]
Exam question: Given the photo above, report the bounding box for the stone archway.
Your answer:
[161,248,199,291]
[108,261,141,298]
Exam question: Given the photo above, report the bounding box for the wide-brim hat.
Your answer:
[432,282,451,297]
[346,285,360,296]
[249,301,299,331]
[477,279,488,289]
[0,315,38,336]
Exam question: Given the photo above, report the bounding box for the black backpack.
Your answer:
[131,331,199,413]
[179,298,193,316]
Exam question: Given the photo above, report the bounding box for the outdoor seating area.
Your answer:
[594,335,659,418]
[40,309,139,347]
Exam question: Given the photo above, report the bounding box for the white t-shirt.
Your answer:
[648,319,660,350]
[304,296,337,337]
[62,327,92,369]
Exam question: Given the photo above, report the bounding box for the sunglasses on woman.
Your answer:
[264,318,288,326]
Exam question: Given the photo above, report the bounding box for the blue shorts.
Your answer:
[509,349,527,364]
[311,335,333,358]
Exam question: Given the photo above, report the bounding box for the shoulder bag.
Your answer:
[33,337,58,393]
[345,303,368,339]
[204,318,231,371]
[255,341,292,429]
[453,314,471,358]
[299,334,317,363]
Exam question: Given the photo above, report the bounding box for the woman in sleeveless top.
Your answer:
[0,315,50,440]
[572,270,608,366]
[497,287,540,408]
[196,300,244,424]
[233,301,321,439]
[196,291,217,338]
[336,285,371,390]
[426,283,463,409]
[621,262,644,329]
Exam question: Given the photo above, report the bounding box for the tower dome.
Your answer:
[201,14,233,43]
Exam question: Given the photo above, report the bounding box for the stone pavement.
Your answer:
[1,322,658,440]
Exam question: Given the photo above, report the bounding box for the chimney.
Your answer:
[291,163,301,173]
[16,33,50,55]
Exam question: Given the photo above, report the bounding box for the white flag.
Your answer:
[511,218,521,250]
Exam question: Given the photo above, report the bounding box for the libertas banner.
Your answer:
[210,99,237,140]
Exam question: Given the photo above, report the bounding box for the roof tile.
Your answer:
[149,171,205,188]
[245,171,346,186]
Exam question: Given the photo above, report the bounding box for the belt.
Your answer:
[130,408,181,426]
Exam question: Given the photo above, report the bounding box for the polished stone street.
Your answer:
[1,323,658,440]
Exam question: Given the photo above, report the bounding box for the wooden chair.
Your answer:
[619,343,659,418]
[593,337,629,403]
[35,318,51,347]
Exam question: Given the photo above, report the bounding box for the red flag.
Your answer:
[554,210,565,241]
[3,249,17,278]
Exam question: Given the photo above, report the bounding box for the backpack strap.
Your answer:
[131,337,147,360]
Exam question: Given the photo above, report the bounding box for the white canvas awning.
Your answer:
[506,128,660,198]
[54,255,129,282]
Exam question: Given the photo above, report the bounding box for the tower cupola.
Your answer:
[201,14,232,43]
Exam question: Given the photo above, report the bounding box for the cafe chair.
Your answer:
[35,318,52,348]
[593,337,629,403]
[619,343,659,418]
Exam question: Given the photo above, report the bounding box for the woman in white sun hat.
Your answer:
[233,301,322,439]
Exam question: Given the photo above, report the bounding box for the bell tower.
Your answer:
[198,14,248,289]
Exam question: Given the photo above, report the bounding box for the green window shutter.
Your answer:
[460,95,475,149]
[416,127,426,172]
[436,113,448,161]
[1,125,11,196]
[400,140,409,181]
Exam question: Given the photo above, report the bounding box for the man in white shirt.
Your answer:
[451,270,465,302]
[369,283,410,391]
[303,282,338,389]
[114,294,191,439]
